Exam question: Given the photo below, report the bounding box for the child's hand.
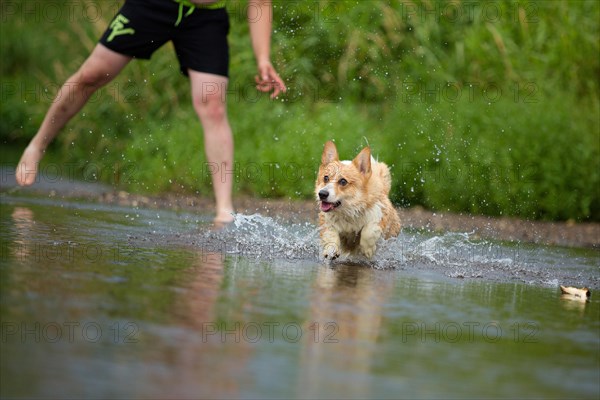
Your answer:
[255,61,286,99]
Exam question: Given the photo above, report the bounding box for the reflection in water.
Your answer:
[560,295,588,315]
[130,252,253,399]
[11,207,36,236]
[11,207,36,259]
[1,199,599,399]
[299,264,394,398]
[179,253,225,325]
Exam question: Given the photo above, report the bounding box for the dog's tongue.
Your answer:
[320,202,334,212]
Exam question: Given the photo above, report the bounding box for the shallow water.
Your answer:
[1,193,599,399]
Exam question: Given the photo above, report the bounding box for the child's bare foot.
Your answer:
[214,210,235,225]
[15,146,44,186]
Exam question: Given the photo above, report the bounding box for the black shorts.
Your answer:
[99,0,229,77]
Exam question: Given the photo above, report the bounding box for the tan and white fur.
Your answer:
[316,141,401,260]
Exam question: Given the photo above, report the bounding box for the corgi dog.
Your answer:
[316,141,401,260]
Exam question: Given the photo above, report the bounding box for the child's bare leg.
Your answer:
[16,44,131,186]
[189,70,235,224]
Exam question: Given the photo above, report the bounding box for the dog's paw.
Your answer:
[361,244,376,259]
[323,249,340,260]
[360,225,381,259]
[323,243,340,260]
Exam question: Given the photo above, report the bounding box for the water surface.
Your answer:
[1,194,598,399]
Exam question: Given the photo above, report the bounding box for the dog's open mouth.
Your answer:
[320,201,341,212]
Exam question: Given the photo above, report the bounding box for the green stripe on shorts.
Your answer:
[174,0,226,9]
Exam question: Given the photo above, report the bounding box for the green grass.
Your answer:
[1,0,598,221]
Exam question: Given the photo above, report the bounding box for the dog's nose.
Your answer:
[318,189,329,200]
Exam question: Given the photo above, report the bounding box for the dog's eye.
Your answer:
[324,175,329,183]
[339,178,348,186]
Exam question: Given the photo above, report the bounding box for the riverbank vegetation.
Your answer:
[1,0,598,220]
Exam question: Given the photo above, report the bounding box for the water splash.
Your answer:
[199,213,598,288]
[203,213,321,262]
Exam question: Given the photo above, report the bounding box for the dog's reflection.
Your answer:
[298,263,394,398]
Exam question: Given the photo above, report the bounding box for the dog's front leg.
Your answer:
[360,223,382,259]
[321,228,341,260]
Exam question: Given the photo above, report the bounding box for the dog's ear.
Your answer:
[353,147,372,175]
[321,141,339,165]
